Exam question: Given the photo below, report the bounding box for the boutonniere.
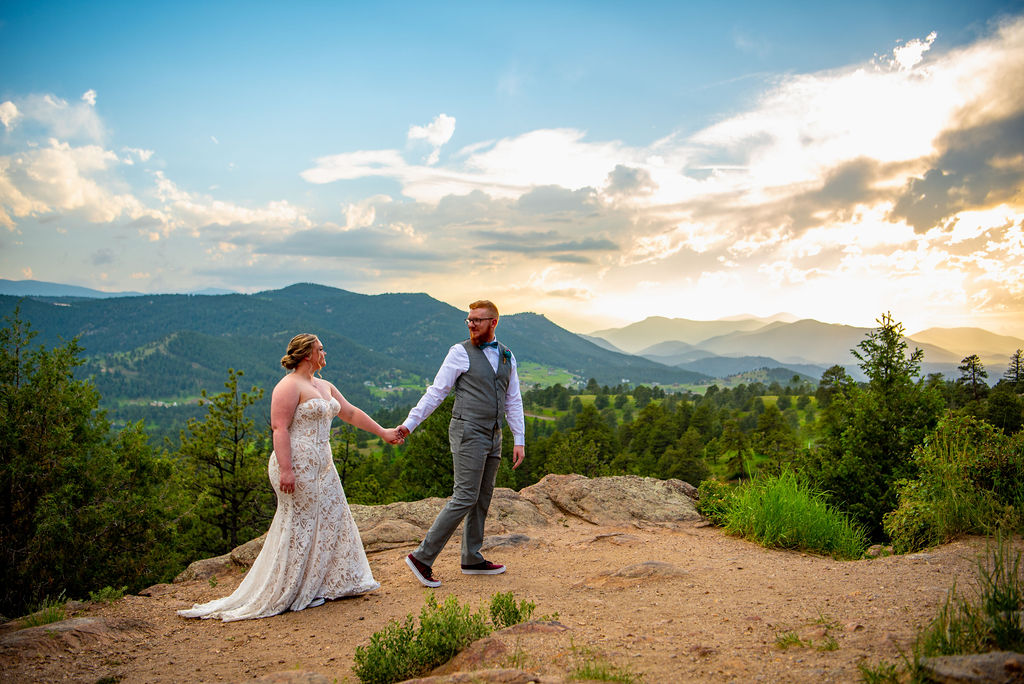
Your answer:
[501,348,511,364]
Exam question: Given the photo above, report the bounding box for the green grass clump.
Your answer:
[857,660,901,683]
[915,534,1023,659]
[774,631,808,650]
[720,469,868,559]
[489,591,535,630]
[89,585,128,604]
[20,593,67,628]
[354,591,545,684]
[859,534,1024,681]
[568,641,641,683]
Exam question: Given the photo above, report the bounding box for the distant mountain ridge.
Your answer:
[590,315,1024,383]
[0,278,235,298]
[0,283,708,395]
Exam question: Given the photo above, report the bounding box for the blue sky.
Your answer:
[2,1,1024,336]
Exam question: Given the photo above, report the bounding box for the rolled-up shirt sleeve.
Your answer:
[402,344,468,433]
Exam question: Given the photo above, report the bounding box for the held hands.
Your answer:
[383,427,406,445]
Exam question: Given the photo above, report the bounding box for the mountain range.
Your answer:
[3,280,1021,400]
[589,315,1023,382]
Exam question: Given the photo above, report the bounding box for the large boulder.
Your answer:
[174,474,702,581]
[518,474,700,526]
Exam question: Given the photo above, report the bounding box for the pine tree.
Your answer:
[177,369,272,555]
[1003,349,1023,389]
[1,309,178,617]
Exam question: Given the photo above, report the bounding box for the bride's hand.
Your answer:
[383,427,405,445]
[279,467,296,494]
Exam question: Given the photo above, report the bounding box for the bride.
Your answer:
[178,334,403,621]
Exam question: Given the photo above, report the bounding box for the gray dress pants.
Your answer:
[412,418,502,567]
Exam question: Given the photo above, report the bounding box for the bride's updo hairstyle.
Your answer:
[281,333,319,370]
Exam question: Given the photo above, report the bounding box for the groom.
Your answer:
[397,300,526,588]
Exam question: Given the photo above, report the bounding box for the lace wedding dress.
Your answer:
[178,397,379,621]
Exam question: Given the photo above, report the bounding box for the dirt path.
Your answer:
[0,522,1000,683]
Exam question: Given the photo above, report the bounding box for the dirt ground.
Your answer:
[0,521,1004,683]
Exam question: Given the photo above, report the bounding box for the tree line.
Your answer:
[2,308,1022,620]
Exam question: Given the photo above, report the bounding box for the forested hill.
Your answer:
[0,283,707,398]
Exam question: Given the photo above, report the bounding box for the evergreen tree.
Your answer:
[656,427,710,485]
[1,309,179,617]
[177,369,272,555]
[800,313,943,539]
[1003,349,1023,390]
[957,354,989,401]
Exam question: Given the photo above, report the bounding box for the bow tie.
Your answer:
[478,341,499,349]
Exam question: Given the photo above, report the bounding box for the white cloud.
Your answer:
[408,114,456,165]
[153,171,313,234]
[81,89,97,106]
[0,139,151,224]
[408,113,456,148]
[15,93,105,141]
[891,31,937,71]
[0,101,19,131]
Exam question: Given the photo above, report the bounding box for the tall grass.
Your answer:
[706,470,868,559]
[884,414,1024,554]
[859,534,1024,682]
[20,593,67,628]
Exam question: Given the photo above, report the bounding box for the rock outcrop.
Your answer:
[175,474,701,582]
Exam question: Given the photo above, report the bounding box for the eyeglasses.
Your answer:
[465,317,495,325]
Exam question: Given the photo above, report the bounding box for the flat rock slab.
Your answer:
[0,617,150,656]
[574,560,690,589]
[919,651,1024,683]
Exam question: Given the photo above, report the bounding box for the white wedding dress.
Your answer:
[178,397,379,621]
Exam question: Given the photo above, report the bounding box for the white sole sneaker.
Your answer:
[461,564,506,575]
[406,554,441,588]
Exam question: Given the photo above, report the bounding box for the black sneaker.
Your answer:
[406,554,441,587]
[461,560,506,575]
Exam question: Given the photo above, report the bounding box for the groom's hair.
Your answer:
[468,300,498,317]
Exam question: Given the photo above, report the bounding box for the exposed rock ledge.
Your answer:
[175,474,700,582]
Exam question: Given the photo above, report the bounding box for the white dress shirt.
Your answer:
[402,342,525,446]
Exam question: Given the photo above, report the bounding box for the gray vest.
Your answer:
[452,340,511,431]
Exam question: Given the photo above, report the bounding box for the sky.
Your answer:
[2,1,1024,337]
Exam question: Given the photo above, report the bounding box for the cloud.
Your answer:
[408,113,456,165]
[0,101,19,131]
[0,139,152,223]
[11,93,105,141]
[81,89,97,106]
[153,171,312,235]
[891,31,937,71]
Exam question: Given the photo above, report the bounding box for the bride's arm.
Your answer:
[327,382,403,444]
[271,378,299,493]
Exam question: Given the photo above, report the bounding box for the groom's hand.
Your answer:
[511,445,525,470]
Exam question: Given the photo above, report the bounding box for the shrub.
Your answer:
[723,469,868,560]
[884,414,1024,553]
[490,591,535,630]
[695,478,734,525]
[89,586,128,604]
[356,592,541,684]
